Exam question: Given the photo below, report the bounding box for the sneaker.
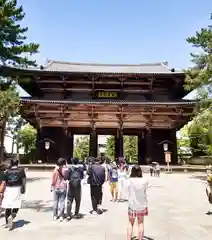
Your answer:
[66,215,72,221]
[74,214,81,219]
[59,216,64,222]
[53,216,58,221]
[91,210,98,215]
[97,205,103,213]
[7,216,13,229]
[97,205,103,210]
[97,209,103,215]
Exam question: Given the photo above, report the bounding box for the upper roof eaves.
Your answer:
[0,60,184,75]
[43,60,182,74]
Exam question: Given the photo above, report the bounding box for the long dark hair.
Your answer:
[10,159,19,168]
[130,165,143,178]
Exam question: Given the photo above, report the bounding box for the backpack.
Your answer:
[69,167,81,188]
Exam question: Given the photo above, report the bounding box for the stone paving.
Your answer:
[0,171,212,239]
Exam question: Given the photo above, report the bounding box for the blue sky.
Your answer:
[17,0,212,98]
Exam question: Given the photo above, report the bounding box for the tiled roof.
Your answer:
[0,61,184,75]
[43,60,176,74]
[20,98,196,106]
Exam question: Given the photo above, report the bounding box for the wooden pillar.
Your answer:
[35,128,42,162]
[89,129,98,157]
[67,132,73,164]
[170,129,177,165]
[115,129,124,161]
[138,131,146,165]
[146,129,152,163]
[64,129,73,164]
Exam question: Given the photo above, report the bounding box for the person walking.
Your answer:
[66,158,84,219]
[51,158,68,221]
[0,159,26,229]
[149,165,153,177]
[156,163,160,177]
[87,158,105,215]
[108,162,119,202]
[118,164,127,201]
[127,165,150,240]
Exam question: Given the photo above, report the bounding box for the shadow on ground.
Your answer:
[27,177,49,183]
[10,220,31,231]
[22,200,52,212]
[132,237,154,240]
[189,175,207,181]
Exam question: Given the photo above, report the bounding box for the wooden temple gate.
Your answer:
[0,61,196,164]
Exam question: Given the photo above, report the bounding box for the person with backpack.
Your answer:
[66,158,84,219]
[108,162,119,202]
[0,159,26,229]
[51,158,68,222]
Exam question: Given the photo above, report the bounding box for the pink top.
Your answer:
[51,166,68,190]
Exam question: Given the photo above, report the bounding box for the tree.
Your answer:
[0,0,39,162]
[0,0,39,67]
[105,135,138,162]
[188,109,212,156]
[185,14,212,92]
[73,136,89,160]
[124,136,138,163]
[0,86,19,161]
[105,136,115,159]
[183,14,212,157]
[17,124,36,154]
[7,116,25,154]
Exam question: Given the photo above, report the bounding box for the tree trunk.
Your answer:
[0,120,6,163]
[11,137,15,154]
[16,138,20,161]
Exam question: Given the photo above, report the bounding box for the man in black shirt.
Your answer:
[87,158,105,215]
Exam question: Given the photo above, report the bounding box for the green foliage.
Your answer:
[7,115,25,137]
[0,86,19,119]
[188,110,212,156]
[0,85,19,161]
[105,135,138,162]
[105,136,115,159]
[183,14,212,157]
[178,125,191,154]
[7,116,25,153]
[124,136,138,163]
[185,14,212,91]
[0,0,39,162]
[73,136,89,160]
[0,0,39,67]
[17,124,36,154]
